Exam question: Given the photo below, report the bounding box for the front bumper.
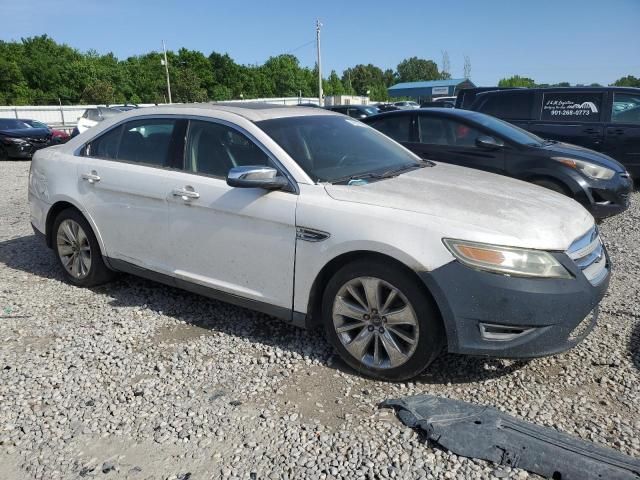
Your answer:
[420,251,610,358]
[2,141,50,159]
[580,173,633,219]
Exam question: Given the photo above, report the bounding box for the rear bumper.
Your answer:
[419,251,610,358]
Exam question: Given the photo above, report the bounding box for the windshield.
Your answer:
[257,115,422,183]
[0,119,30,130]
[26,120,48,129]
[468,111,545,146]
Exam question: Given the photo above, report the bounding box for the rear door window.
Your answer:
[368,114,412,142]
[418,115,484,147]
[117,119,178,167]
[478,92,534,119]
[87,126,122,159]
[611,92,640,124]
[540,92,603,122]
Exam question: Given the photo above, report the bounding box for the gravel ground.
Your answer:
[0,160,638,480]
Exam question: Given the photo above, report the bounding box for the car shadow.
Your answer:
[0,233,526,384]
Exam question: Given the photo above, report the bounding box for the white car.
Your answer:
[29,103,610,380]
[75,107,121,135]
[393,101,420,110]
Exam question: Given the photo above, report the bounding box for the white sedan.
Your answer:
[28,103,609,380]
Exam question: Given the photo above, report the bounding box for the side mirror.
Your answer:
[475,135,504,150]
[226,166,288,190]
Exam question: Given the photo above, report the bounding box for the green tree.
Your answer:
[396,57,440,83]
[612,75,640,87]
[80,80,115,104]
[498,75,536,88]
[324,70,344,96]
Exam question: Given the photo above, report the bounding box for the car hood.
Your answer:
[0,127,50,138]
[324,163,593,251]
[543,141,626,172]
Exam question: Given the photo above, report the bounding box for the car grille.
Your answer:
[566,227,608,286]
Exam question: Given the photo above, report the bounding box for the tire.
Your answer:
[321,259,444,381]
[531,178,570,196]
[52,208,115,287]
[0,146,8,161]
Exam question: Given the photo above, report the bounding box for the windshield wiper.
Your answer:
[331,172,387,185]
[331,162,429,185]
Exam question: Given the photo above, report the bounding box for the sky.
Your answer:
[2,0,639,86]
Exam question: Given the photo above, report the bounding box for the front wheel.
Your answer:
[322,259,444,381]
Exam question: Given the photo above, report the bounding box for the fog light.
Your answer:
[479,323,535,341]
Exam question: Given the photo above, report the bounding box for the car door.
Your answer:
[405,114,506,174]
[529,90,605,151]
[604,91,640,176]
[166,119,297,310]
[77,117,186,273]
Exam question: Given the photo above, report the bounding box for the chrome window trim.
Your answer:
[77,113,300,195]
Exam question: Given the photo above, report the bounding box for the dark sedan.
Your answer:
[363,108,633,219]
[0,119,52,160]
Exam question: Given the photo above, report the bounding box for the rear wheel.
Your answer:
[322,259,444,381]
[52,208,114,287]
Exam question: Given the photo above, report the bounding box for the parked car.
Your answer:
[455,87,524,110]
[468,87,640,177]
[0,118,51,160]
[73,106,122,137]
[376,103,401,112]
[297,103,322,108]
[363,108,632,219]
[420,101,454,109]
[30,103,609,381]
[393,101,420,110]
[325,104,379,119]
[432,96,457,105]
[21,119,70,144]
[108,104,139,112]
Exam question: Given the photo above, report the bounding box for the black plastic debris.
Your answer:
[381,395,640,480]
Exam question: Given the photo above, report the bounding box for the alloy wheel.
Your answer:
[56,219,92,279]
[332,276,419,369]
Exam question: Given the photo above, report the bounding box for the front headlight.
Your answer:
[552,157,615,180]
[2,137,27,145]
[443,238,572,279]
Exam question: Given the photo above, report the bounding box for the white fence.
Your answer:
[0,97,322,130]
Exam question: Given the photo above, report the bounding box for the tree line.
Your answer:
[497,74,640,88]
[0,35,452,105]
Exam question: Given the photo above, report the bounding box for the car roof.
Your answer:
[110,102,339,122]
[477,86,640,95]
[364,107,487,122]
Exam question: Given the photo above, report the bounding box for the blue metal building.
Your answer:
[387,78,476,102]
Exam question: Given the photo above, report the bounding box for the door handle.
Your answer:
[172,187,200,201]
[583,128,599,134]
[81,171,101,184]
[607,127,625,135]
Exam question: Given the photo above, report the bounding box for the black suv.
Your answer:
[468,87,640,177]
[363,108,632,219]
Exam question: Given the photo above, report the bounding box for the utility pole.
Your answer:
[162,40,172,104]
[316,19,323,107]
